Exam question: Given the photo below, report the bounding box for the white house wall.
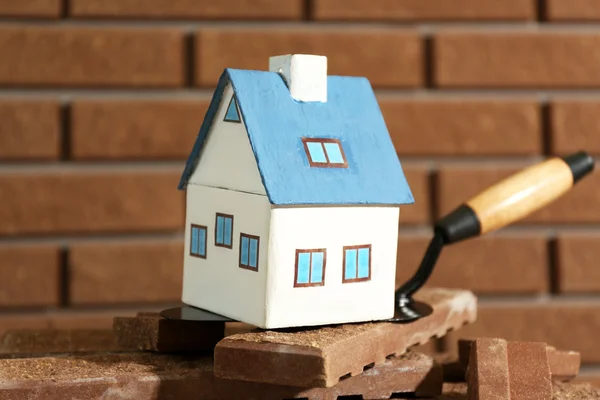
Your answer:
[188,83,266,196]
[182,184,271,326]
[265,206,400,329]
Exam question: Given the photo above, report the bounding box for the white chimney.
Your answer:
[269,54,327,103]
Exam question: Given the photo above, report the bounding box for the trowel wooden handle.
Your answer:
[436,151,594,244]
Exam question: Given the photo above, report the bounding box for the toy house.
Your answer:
[177,54,414,329]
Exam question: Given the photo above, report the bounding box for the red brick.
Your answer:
[556,234,600,293]
[70,0,303,19]
[0,0,61,17]
[396,235,549,294]
[575,374,600,387]
[0,246,61,308]
[381,98,541,156]
[313,0,536,21]
[0,309,167,337]
[550,101,600,156]
[69,241,183,305]
[0,315,51,337]
[437,163,600,224]
[0,171,184,235]
[0,27,184,87]
[446,302,600,363]
[71,100,207,160]
[546,0,600,21]
[435,32,600,88]
[401,165,431,225]
[195,28,423,88]
[0,100,61,160]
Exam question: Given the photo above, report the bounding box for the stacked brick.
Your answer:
[1,0,600,387]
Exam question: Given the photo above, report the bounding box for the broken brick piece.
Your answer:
[215,288,476,387]
[459,339,580,383]
[466,338,510,400]
[507,341,552,399]
[547,346,581,382]
[113,312,224,352]
[465,339,552,400]
[0,350,442,399]
[0,329,121,356]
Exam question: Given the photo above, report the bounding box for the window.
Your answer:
[294,249,327,287]
[190,224,207,258]
[239,233,259,271]
[343,245,371,283]
[215,213,234,249]
[301,138,348,168]
[224,96,241,123]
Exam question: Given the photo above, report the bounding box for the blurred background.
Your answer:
[1,0,599,384]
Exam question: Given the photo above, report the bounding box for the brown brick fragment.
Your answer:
[400,165,431,225]
[381,98,541,156]
[214,288,476,387]
[396,235,549,294]
[460,340,580,383]
[546,0,600,21]
[507,341,552,399]
[0,171,184,235]
[0,246,60,307]
[466,338,510,400]
[437,164,600,224]
[0,27,184,87]
[71,100,206,160]
[0,330,121,355]
[0,309,169,337]
[446,302,600,363]
[69,241,183,305]
[0,0,61,17]
[556,234,600,293]
[435,32,600,88]
[0,315,52,337]
[113,314,224,352]
[0,100,61,160]
[195,28,423,88]
[0,350,443,399]
[546,346,580,382]
[550,101,600,156]
[313,0,536,21]
[70,0,303,20]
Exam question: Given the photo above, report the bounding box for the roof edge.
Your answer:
[177,70,231,190]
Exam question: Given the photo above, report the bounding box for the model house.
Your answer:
[177,54,414,329]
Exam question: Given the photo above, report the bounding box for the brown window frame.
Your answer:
[214,213,234,249]
[239,233,260,271]
[301,138,348,168]
[342,244,372,283]
[294,249,327,288]
[190,224,208,259]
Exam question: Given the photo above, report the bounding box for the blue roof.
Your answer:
[178,68,414,206]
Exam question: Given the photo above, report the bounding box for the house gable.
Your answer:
[187,83,266,196]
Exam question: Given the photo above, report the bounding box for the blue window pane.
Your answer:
[311,252,324,283]
[358,248,370,279]
[191,227,199,255]
[345,249,357,280]
[224,217,232,246]
[216,216,224,244]
[249,238,258,268]
[199,228,206,256]
[224,97,240,122]
[241,236,249,265]
[297,253,310,284]
[324,142,344,164]
[306,142,327,163]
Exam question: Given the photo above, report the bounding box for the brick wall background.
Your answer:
[1,0,600,384]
